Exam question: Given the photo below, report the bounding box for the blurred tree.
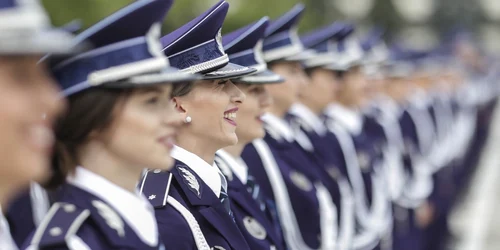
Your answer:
[42,0,330,35]
[41,0,494,52]
[42,0,132,28]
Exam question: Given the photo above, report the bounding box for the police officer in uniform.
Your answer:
[362,41,436,250]
[287,22,360,250]
[5,20,84,248]
[140,1,257,249]
[0,0,80,249]
[241,4,340,250]
[214,17,288,250]
[22,0,197,249]
[322,25,392,250]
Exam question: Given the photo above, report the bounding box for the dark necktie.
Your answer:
[246,174,266,211]
[219,173,235,221]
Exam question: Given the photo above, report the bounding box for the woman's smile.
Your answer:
[223,107,239,126]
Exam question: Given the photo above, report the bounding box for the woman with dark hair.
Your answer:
[21,0,198,249]
[139,1,257,250]
[0,0,80,249]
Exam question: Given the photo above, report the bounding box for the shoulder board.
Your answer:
[139,169,173,208]
[30,202,90,249]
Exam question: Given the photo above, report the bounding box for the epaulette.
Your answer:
[30,202,90,249]
[139,169,173,208]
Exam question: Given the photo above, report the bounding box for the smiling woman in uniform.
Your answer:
[213,17,288,250]
[0,0,79,249]
[139,1,257,250]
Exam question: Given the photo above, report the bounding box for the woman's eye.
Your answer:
[250,87,262,94]
[146,97,159,104]
[218,80,228,85]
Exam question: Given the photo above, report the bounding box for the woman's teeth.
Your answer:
[224,112,236,120]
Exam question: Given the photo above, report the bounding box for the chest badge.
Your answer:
[92,200,125,237]
[243,216,267,240]
[327,166,341,180]
[289,170,313,191]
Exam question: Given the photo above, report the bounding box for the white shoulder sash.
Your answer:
[252,139,315,250]
[166,196,210,250]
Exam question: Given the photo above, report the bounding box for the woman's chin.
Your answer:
[162,157,175,171]
[222,133,239,147]
[143,157,175,172]
[25,157,52,184]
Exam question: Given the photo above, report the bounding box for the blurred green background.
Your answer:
[41,0,500,53]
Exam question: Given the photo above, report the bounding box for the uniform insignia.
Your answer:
[243,216,267,240]
[216,28,224,53]
[215,158,233,181]
[211,246,226,250]
[289,170,313,191]
[327,166,340,180]
[148,195,156,200]
[357,151,371,172]
[254,40,265,65]
[177,166,202,198]
[145,23,163,58]
[92,200,125,237]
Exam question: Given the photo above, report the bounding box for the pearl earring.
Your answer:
[185,116,192,124]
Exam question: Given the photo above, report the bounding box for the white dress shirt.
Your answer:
[216,149,248,184]
[324,104,363,135]
[289,103,328,136]
[261,113,295,142]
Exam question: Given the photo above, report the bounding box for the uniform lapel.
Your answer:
[171,164,249,250]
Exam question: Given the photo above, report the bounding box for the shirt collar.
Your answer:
[216,149,248,184]
[261,112,295,142]
[288,103,327,136]
[171,145,223,198]
[324,103,363,135]
[67,167,158,246]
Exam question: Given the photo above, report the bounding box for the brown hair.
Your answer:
[171,81,195,98]
[44,88,132,189]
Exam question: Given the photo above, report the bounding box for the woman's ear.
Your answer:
[172,97,187,114]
